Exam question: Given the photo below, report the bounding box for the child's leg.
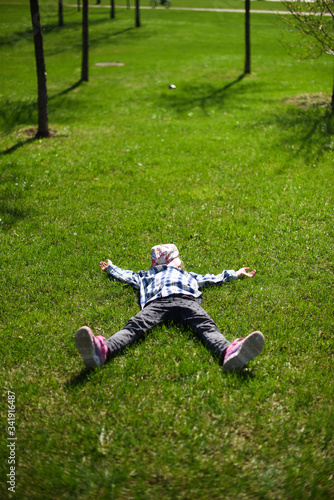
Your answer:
[104,299,169,358]
[75,300,168,368]
[176,297,231,360]
[176,297,264,371]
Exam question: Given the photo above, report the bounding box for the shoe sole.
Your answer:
[75,326,101,368]
[223,331,265,372]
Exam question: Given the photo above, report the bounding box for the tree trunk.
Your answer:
[81,0,89,81]
[332,66,334,114]
[135,0,140,27]
[58,0,64,27]
[77,0,80,12]
[244,0,251,74]
[111,0,115,19]
[29,0,50,138]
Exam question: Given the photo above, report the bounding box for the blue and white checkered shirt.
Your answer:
[106,263,238,309]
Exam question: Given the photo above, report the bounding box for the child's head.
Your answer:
[150,244,183,269]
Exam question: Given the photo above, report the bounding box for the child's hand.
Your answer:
[236,267,256,278]
[100,262,107,271]
[100,260,112,272]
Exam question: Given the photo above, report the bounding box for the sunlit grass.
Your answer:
[0,3,333,499]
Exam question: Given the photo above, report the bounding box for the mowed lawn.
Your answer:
[0,2,333,499]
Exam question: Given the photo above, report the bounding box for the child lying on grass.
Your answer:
[75,244,264,372]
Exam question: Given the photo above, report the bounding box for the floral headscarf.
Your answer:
[150,244,182,268]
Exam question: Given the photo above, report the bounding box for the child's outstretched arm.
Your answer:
[100,260,141,290]
[236,267,256,278]
[190,266,256,288]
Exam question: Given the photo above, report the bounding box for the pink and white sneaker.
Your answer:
[74,326,109,368]
[223,331,265,372]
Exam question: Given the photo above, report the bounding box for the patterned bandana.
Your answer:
[150,244,182,268]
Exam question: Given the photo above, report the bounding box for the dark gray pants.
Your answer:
[104,294,231,361]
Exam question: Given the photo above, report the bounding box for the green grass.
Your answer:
[1,2,334,499]
[115,0,284,10]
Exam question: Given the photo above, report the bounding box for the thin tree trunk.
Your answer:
[58,0,64,27]
[244,0,251,74]
[332,66,334,114]
[111,0,115,19]
[81,0,89,81]
[77,0,80,12]
[29,0,50,138]
[135,0,140,27]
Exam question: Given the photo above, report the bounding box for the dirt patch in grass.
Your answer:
[285,93,331,109]
[95,62,125,67]
[20,127,58,138]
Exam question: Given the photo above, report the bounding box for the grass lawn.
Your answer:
[114,0,283,11]
[1,2,333,499]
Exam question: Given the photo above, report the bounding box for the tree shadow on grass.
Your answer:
[1,136,37,156]
[0,13,128,49]
[0,79,82,154]
[159,73,252,115]
[0,99,38,137]
[0,202,31,230]
[49,79,83,101]
[2,16,147,57]
[0,159,34,229]
[161,73,334,162]
[262,100,334,164]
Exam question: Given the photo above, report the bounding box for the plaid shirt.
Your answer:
[106,263,238,309]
